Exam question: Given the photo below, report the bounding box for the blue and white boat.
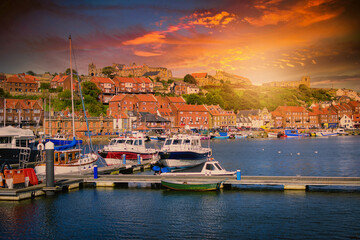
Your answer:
[284,129,309,137]
[158,135,212,169]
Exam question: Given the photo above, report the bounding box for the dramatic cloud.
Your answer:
[0,0,359,90]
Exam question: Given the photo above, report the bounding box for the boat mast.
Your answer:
[3,98,6,127]
[69,35,76,139]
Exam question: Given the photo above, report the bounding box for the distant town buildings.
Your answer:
[263,76,310,88]
[88,62,172,80]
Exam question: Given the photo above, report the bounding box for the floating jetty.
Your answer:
[1,162,360,201]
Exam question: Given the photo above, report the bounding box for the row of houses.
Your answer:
[0,74,40,93]
[1,95,359,136]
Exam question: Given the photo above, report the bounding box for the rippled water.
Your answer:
[1,136,360,239]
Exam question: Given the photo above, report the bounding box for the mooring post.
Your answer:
[236,169,241,180]
[94,165,98,179]
[137,154,141,165]
[122,154,126,165]
[45,142,55,196]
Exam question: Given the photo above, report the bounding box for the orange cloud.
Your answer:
[133,50,162,57]
[244,0,344,27]
[188,11,236,28]
[123,32,166,45]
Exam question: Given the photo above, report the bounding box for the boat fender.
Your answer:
[37,143,45,151]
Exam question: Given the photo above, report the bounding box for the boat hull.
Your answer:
[35,153,98,175]
[158,151,210,169]
[161,180,222,191]
[316,132,338,137]
[0,148,39,165]
[98,150,157,165]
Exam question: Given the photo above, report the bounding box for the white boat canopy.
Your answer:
[0,126,35,138]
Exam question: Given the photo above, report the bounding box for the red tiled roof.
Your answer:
[167,96,186,103]
[175,104,208,112]
[113,77,137,84]
[6,75,37,84]
[109,94,127,102]
[135,94,157,102]
[191,73,207,78]
[276,106,308,113]
[91,77,114,84]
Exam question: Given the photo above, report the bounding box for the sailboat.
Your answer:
[35,36,98,176]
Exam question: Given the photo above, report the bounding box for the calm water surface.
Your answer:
[1,136,360,239]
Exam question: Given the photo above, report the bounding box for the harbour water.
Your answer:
[1,136,360,239]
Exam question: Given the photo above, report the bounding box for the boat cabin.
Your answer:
[162,135,202,150]
[109,138,145,147]
[160,159,235,176]
[54,149,81,164]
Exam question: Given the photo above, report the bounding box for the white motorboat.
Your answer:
[98,133,157,166]
[158,158,235,176]
[158,134,212,169]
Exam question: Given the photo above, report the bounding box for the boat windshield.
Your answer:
[205,163,215,170]
[184,139,191,145]
[214,163,223,170]
[134,140,143,146]
[0,137,12,144]
[126,140,134,145]
[165,140,172,145]
[173,139,182,145]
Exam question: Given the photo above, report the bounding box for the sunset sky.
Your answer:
[1,0,359,90]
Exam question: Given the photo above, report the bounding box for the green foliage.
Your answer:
[102,66,115,79]
[183,94,206,105]
[40,83,50,89]
[167,79,174,84]
[184,74,197,85]
[0,88,10,98]
[26,70,35,76]
[81,81,101,99]
[65,68,78,75]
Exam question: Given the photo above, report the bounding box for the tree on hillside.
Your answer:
[102,66,115,79]
[81,81,101,99]
[26,70,35,76]
[184,94,205,105]
[40,83,51,90]
[0,88,10,98]
[184,74,197,85]
[65,68,78,75]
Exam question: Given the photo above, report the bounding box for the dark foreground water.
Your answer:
[1,136,360,239]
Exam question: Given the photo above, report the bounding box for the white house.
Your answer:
[339,115,354,129]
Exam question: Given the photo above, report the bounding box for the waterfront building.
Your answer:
[205,105,236,128]
[237,108,273,128]
[90,77,116,104]
[328,103,353,119]
[339,115,354,129]
[236,116,252,128]
[263,76,310,88]
[170,104,209,129]
[272,106,310,129]
[50,74,78,92]
[0,98,43,128]
[108,94,158,117]
[271,110,283,128]
[132,111,171,131]
[45,112,113,137]
[352,114,360,128]
[1,74,39,93]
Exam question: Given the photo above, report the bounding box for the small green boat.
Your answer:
[161,180,223,191]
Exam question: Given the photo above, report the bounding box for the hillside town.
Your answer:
[0,64,359,138]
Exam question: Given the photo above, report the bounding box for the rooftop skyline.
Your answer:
[1,0,359,90]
